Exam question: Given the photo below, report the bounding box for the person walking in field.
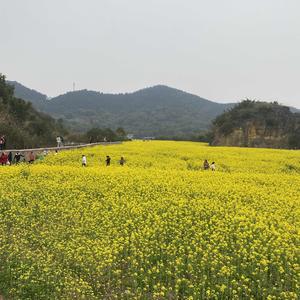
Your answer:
[211,162,216,171]
[203,159,210,170]
[82,155,87,167]
[14,152,24,164]
[56,136,63,148]
[8,152,13,165]
[0,152,8,166]
[28,152,35,164]
[106,155,111,166]
[2,136,6,149]
[119,156,125,166]
[0,136,6,150]
[0,137,4,151]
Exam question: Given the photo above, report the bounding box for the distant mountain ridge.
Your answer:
[8,80,299,137]
[9,81,234,137]
[8,81,47,109]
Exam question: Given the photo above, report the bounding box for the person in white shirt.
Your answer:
[56,136,62,147]
[82,155,87,167]
[211,162,216,171]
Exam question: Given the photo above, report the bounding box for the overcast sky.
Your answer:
[1,0,300,107]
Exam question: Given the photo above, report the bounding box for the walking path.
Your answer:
[5,141,122,154]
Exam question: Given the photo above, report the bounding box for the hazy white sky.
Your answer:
[1,0,300,107]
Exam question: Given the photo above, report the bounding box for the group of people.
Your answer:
[1,151,37,165]
[0,151,36,165]
[203,159,216,171]
[0,148,58,166]
[81,155,125,167]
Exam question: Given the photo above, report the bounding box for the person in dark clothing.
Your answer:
[0,137,4,151]
[106,155,111,166]
[120,157,125,166]
[8,152,13,165]
[14,152,24,164]
[203,159,210,170]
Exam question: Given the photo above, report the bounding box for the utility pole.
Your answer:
[73,82,75,92]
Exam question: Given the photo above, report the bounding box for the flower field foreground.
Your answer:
[0,141,299,299]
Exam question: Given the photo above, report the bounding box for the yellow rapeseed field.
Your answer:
[0,141,299,299]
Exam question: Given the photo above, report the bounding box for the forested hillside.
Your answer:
[7,80,47,110]
[45,86,233,137]
[1,75,66,148]
[10,82,232,137]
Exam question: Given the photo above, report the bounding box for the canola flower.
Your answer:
[0,141,299,299]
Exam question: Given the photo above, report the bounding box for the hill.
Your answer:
[211,100,300,149]
[7,80,47,110]
[45,86,234,137]
[0,75,66,148]
[9,82,233,137]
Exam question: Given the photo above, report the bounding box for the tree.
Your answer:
[86,128,104,143]
[0,73,68,148]
[116,127,126,140]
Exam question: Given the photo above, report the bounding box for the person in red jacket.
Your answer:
[0,152,8,166]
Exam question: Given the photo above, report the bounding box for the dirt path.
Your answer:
[4,141,122,154]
